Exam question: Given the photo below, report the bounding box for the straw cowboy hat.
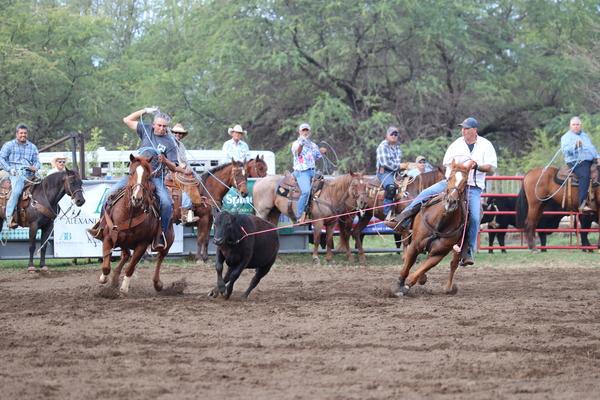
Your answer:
[227,124,247,135]
[171,123,188,136]
[51,153,69,162]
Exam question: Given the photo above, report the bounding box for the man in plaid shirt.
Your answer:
[376,126,403,218]
[0,124,41,228]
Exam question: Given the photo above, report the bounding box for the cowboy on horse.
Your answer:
[87,107,188,249]
[560,116,600,213]
[0,123,41,229]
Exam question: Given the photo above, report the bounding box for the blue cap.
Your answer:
[299,123,311,131]
[459,117,478,129]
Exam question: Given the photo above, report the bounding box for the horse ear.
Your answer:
[130,153,136,162]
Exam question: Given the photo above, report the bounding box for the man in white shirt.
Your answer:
[222,124,250,163]
[391,117,497,266]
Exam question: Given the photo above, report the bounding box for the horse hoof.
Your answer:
[99,273,109,284]
[418,274,428,285]
[312,257,320,265]
[39,266,50,276]
[445,284,458,295]
[208,289,218,298]
[153,280,163,292]
[27,266,37,274]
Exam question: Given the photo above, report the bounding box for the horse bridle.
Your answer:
[63,173,83,199]
[231,163,247,192]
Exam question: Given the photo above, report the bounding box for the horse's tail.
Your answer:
[515,185,528,229]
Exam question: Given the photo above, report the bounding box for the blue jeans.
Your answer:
[569,160,592,206]
[293,168,315,219]
[377,170,396,215]
[105,175,172,233]
[405,181,482,258]
[6,175,25,217]
[182,191,192,208]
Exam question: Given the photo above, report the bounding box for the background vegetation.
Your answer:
[1,0,599,174]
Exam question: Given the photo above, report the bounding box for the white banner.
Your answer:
[54,182,184,257]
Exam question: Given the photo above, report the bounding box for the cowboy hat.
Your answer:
[227,124,247,135]
[171,123,188,135]
[51,153,69,162]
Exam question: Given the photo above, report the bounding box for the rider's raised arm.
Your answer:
[122,108,146,131]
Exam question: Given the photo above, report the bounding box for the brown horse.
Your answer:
[338,168,445,264]
[253,172,368,264]
[246,155,268,178]
[97,154,174,293]
[516,164,600,251]
[191,161,249,262]
[0,169,85,273]
[391,161,471,297]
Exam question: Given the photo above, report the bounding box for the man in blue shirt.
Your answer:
[376,126,403,219]
[0,124,41,228]
[560,116,600,213]
[88,107,186,248]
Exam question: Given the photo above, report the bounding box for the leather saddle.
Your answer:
[0,173,39,225]
[554,161,599,187]
[276,171,324,220]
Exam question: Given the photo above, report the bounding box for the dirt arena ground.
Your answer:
[1,257,599,400]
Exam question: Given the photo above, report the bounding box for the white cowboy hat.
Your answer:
[227,124,247,135]
[51,153,69,162]
[171,123,188,135]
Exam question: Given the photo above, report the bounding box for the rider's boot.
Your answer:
[153,230,167,250]
[579,201,594,214]
[86,220,103,239]
[385,206,418,231]
[181,208,199,225]
[7,213,18,229]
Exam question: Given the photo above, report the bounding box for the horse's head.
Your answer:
[213,210,238,246]
[348,171,368,210]
[249,155,268,178]
[231,159,249,197]
[63,168,86,207]
[128,154,153,208]
[444,160,470,212]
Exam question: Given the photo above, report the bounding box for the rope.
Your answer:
[533,147,576,202]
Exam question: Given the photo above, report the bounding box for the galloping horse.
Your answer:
[0,169,85,272]
[253,172,368,264]
[191,161,249,262]
[246,155,268,178]
[339,168,445,264]
[516,164,600,251]
[391,161,471,297]
[97,154,174,292]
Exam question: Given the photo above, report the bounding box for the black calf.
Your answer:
[211,210,279,299]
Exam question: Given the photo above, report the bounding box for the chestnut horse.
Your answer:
[252,172,368,264]
[246,155,268,178]
[191,161,249,262]
[391,161,471,297]
[339,167,445,264]
[0,169,85,273]
[97,154,174,293]
[516,164,600,251]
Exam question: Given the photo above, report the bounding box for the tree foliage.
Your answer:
[0,0,599,173]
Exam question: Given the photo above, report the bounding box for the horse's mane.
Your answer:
[200,161,243,182]
[323,174,355,194]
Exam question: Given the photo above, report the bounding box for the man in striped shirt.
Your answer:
[0,124,41,228]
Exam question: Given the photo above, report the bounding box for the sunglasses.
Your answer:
[418,160,426,164]
[389,131,399,137]
[57,160,66,164]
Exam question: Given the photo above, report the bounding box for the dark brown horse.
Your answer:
[191,161,249,262]
[338,168,445,264]
[246,155,268,178]
[97,154,174,293]
[253,172,368,264]
[0,169,85,273]
[516,164,600,251]
[391,161,472,297]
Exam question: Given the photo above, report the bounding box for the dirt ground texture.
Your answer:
[1,257,599,400]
